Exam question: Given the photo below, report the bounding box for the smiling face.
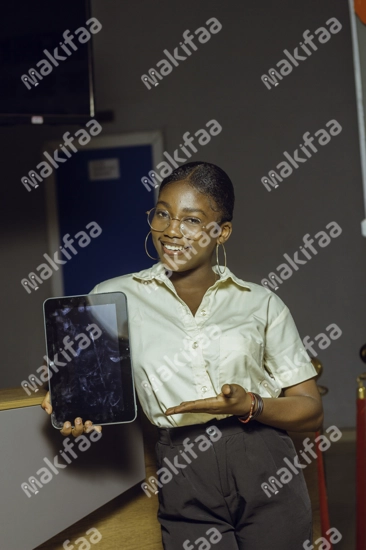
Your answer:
[151,179,232,273]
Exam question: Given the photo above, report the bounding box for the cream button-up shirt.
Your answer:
[90,262,317,428]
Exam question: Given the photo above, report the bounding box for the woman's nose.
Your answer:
[164,218,184,237]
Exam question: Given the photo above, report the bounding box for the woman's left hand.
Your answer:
[164,383,251,416]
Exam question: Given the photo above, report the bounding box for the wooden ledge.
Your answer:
[0,386,47,411]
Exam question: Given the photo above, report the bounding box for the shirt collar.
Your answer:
[133,262,252,290]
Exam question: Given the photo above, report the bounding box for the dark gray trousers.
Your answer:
[155,416,312,550]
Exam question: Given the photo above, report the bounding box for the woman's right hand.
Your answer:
[41,391,102,437]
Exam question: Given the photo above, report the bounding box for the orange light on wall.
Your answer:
[355,0,366,24]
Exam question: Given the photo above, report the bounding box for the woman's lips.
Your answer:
[160,242,191,256]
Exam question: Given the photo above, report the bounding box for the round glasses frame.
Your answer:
[146,207,209,239]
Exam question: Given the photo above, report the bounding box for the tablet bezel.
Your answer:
[43,292,137,429]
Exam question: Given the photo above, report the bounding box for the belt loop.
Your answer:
[167,428,174,449]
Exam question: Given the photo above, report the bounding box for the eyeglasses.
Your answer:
[146,207,208,239]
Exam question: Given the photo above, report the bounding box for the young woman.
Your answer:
[42,161,323,550]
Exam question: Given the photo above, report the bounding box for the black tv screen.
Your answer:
[0,0,96,122]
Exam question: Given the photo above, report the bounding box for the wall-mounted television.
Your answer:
[0,0,96,124]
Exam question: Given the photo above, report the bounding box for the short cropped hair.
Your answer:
[158,161,235,223]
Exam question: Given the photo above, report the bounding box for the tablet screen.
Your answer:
[43,292,137,428]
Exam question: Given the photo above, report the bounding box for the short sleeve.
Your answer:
[89,283,100,295]
[264,294,318,389]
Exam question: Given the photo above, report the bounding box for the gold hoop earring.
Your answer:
[216,243,227,275]
[145,231,159,260]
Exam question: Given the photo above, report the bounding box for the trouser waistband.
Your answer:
[156,415,252,445]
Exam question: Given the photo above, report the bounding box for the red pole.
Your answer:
[356,381,366,550]
[315,430,332,548]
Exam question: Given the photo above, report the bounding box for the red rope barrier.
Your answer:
[357,396,366,550]
[315,430,332,548]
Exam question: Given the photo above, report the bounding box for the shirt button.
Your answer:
[201,386,208,393]
[192,341,199,349]
[201,309,207,316]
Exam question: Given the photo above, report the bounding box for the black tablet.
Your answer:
[43,292,137,429]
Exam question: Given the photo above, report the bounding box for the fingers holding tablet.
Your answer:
[63,418,83,437]
[63,419,102,437]
[41,391,52,415]
[41,392,102,436]
[83,420,102,434]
